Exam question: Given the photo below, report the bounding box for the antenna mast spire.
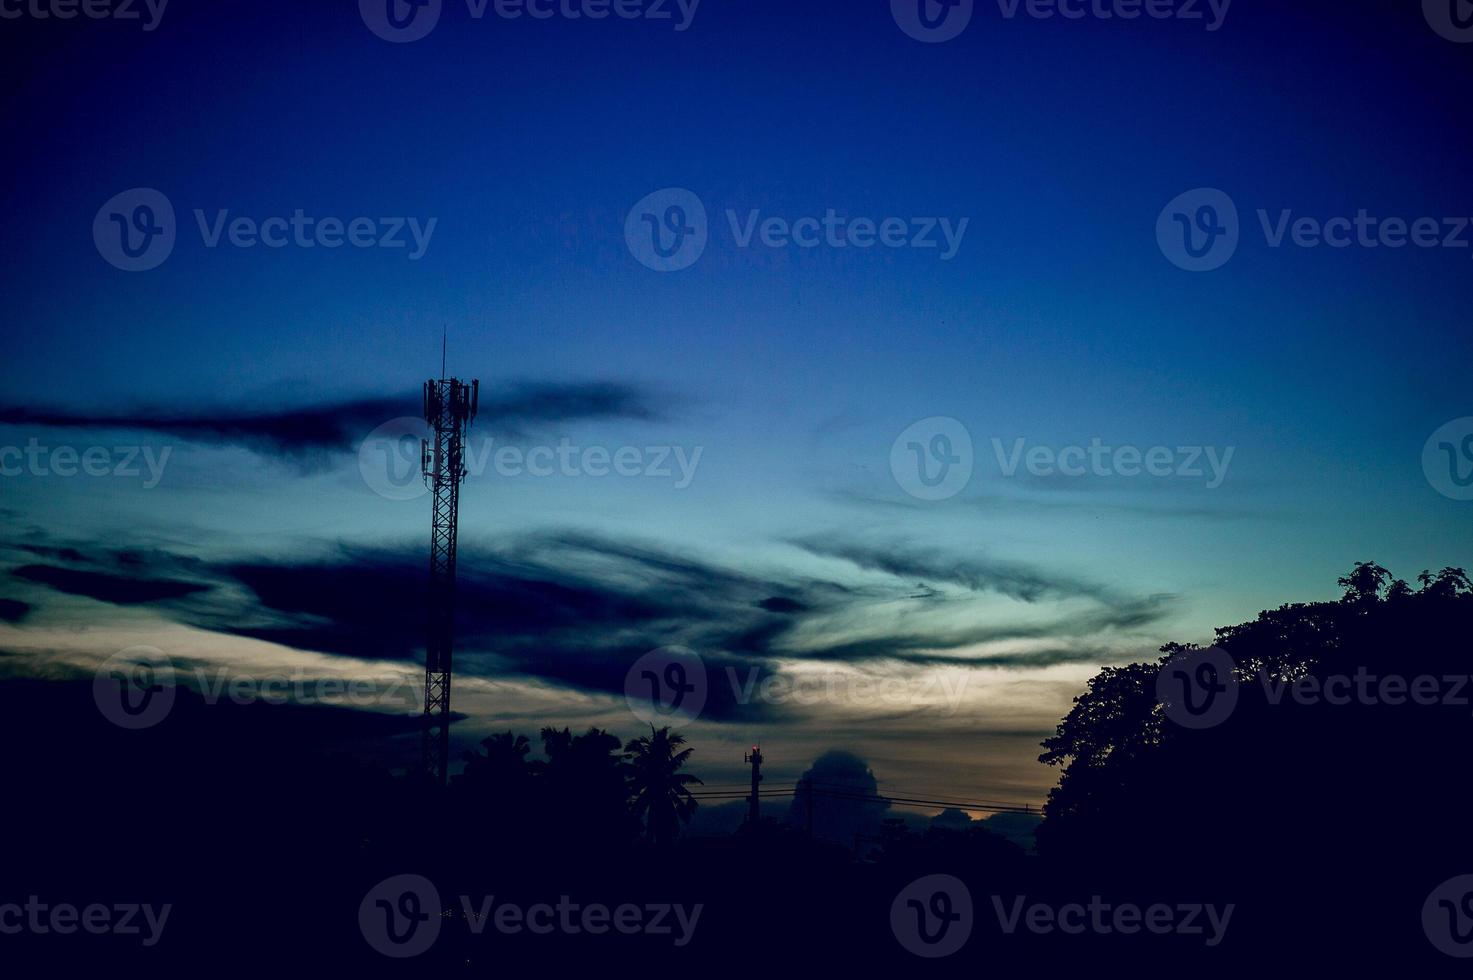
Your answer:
[419,346,478,787]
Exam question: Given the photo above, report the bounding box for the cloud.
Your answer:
[757,596,808,614]
[0,381,664,458]
[791,537,1114,604]
[5,531,1172,716]
[788,749,889,844]
[830,487,1272,522]
[0,600,30,623]
[11,564,212,605]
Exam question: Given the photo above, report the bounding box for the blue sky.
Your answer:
[1,0,1470,804]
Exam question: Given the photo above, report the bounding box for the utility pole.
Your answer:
[420,367,478,787]
[743,745,763,825]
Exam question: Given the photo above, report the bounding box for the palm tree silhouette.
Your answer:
[624,726,703,845]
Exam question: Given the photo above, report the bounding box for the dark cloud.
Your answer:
[172,533,809,722]
[11,564,212,605]
[0,381,663,458]
[0,599,30,623]
[757,596,807,614]
[15,544,88,563]
[6,530,1172,715]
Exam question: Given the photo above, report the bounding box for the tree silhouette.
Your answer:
[1037,562,1473,947]
[536,726,638,846]
[624,725,703,844]
[461,730,532,785]
[1337,559,1391,602]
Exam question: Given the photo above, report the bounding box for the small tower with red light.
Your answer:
[743,745,764,825]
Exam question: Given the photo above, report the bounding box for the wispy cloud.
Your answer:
[4,530,1174,717]
[0,381,664,458]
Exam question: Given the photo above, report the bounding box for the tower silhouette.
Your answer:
[420,370,478,786]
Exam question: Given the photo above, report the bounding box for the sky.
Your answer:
[1,0,1471,808]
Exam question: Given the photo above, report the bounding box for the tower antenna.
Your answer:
[419,351,478,786]
[744,745,764,826]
